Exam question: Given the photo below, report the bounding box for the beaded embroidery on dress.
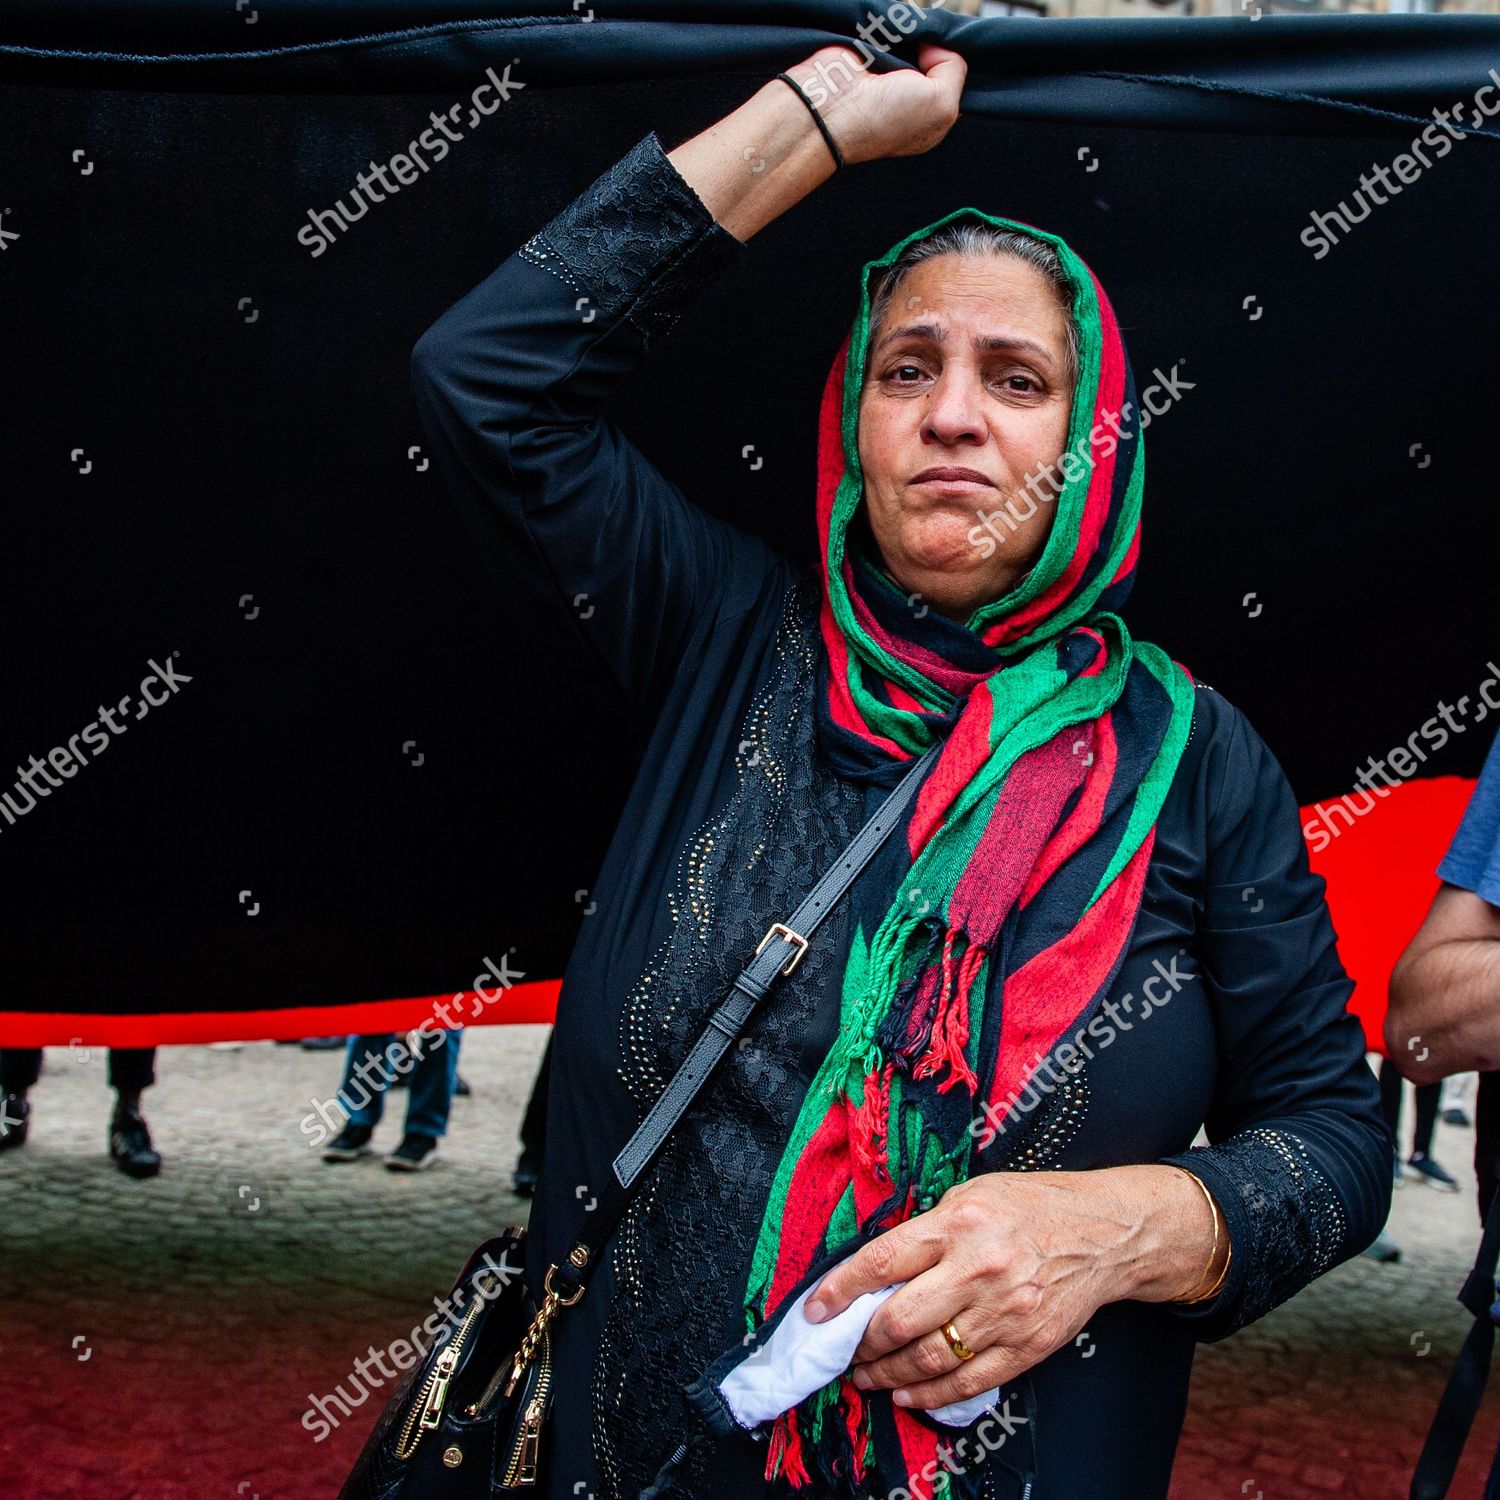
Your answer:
[590,572,869,1497]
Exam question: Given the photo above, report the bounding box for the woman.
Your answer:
[409,43,1390,1500]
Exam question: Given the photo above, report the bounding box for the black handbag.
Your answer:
[337,743,940,1499]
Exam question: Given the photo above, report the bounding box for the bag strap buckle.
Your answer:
[755,921,809,976]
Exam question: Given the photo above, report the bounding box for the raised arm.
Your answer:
[408,130,772,732]
[1158,696,1392,1340]
[408,44,965,731]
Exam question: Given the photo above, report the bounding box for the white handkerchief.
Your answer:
[718,1261,999,1430]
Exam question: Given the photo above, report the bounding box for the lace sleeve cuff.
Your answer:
[1158,1126,1349,1341]
[518,129,745,346]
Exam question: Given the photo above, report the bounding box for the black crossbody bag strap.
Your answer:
[1410,1184,1500,1498]
[535,741,939,1310]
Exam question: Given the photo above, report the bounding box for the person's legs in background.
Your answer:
[1379,1055,1403,1186]
[322,1033,397,1162]
[514,1030,551,1197]
[1443,1070,1477,1127]
[1408,1078,1460,1190]
[1364,1056,1404,1262]
[1412,1080,1441,1157]
[107,1048,161,1178]
[0,1048,43,1151]
[1476,1071,1500,1223]
[386,1029,462,1172]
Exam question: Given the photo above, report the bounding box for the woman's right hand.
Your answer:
[668,41,965,243]
[784,42,967,166]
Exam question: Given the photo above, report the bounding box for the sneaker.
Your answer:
[108,1107,162,1178]
[1362,1229,1402,1264]
[322,1123,375,1162]
[386,1132,438,1171]
[512,1151,541,1198]
[1408,1152,1460,1192]
[0,1093,30,1152]
[1444,1107,1472,1128]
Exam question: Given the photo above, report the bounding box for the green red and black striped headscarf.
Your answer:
[738,208,1196,1492]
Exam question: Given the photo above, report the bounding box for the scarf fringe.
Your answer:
[843,1382,871,1473]
[766,1378,876,1496]
[765,1406,812,1487]
[875,917,944,1066]
[851,1061,894,1185]
[765,1412,787,1482]
[912,937,984,1095]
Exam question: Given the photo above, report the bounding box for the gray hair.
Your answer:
[866,221,1082,393]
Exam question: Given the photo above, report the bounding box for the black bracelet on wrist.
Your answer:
[774,72,845,171]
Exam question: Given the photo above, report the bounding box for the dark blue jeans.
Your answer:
[337,1030,461,1139]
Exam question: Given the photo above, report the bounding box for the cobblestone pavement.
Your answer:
[0,1036,1494,1499]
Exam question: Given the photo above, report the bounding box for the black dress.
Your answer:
[409,130,1392,1500]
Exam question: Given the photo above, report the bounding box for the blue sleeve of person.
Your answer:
[1439,728,1500,907]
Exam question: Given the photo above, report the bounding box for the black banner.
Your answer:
[2,2,1497,1037]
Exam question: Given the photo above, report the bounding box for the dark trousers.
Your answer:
[0,1047,156,1094]
[1379,1055,1439,1158]
[519,1030,552,1163]
[1477,1070,1500,1222]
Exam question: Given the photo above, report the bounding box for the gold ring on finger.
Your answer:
[940,1320,976,1362]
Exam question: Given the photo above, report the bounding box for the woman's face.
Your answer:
[857,252,1074,624]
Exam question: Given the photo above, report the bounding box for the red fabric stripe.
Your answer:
[1307,774,1475,1054]
[817,557,858,729]
[909,688,993,854]
[950,730,1087,933]
[813,337,898,750]
[1109,521,1141,587]
[884,678,927,715]
[814,337,851,555]
[0,980,562,1047]
[986,833,1155,1119]
[819,597,895,750]
[767,1106,855,1316]
[1020,712,1119,907]
[894,1417,942,1500]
